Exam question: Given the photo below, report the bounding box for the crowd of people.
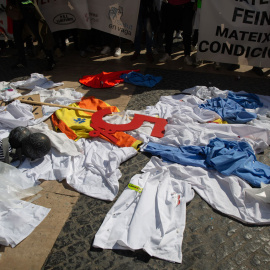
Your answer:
[0,0,266,76]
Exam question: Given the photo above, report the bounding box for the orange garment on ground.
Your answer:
[79,69,140,88]
[51,96,142,149]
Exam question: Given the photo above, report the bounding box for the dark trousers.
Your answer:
[133,2,153,54]
[13,4,53,61]
[164,2,194,56]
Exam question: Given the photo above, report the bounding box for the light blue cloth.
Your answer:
[227,91,263,109]
[120,72,162,87]
[144,138,270,187]
[199,97,257,124]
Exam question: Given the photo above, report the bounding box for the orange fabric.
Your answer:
[79,69,140,88]
[78,96,119,114]
[51,96,142,149]
[99,131,139,149]
[51,113,78,140]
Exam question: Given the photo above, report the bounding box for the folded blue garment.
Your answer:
[120,72,162,87]
[227,91,263,109]
[199,97,257,124]
[144,138,270,187]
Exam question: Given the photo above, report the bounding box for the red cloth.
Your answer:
[79,69,140,88]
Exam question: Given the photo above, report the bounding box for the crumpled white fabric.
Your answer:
[28,122,83,156]
[17,147,74,182]
[0,81,21,101]
[0,100,35,132]
[26,87,84,118]
[244,183,270,203]
[0,95,81,133]
[0,200,50,248]
[182,86,229,100]
[17,138,137,201]
[143,157,270,224]
[183,86,270,117]
[25,86,83,103]
[93,161,194,263]
[66,138,138,201]
[10,73,63,90]
[0,162,50,247]
[102,109,270,154]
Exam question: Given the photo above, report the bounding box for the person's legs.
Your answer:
[181,2,194,57]
[144,15,153,54]
[22,5,55,69]
[130,6,144,60]
[12,19,27,66]
[181,2,195,65]
[164,4,177,56]
[133,8,144,54]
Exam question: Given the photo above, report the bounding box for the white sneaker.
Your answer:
[159,53,171,63]
[101,46,111,55]
[114,47,121,57]
[184,55,193,66]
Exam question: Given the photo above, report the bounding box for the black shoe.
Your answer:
[252,67,264,76]
[146,52,154,63]
[227,64,240,71]
[130,51,140,61]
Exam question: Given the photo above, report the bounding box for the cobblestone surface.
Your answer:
[41,68,270,270]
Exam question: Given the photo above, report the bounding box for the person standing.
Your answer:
[159,0,196,65]
[7,0,56,70]
[130,0,156,62]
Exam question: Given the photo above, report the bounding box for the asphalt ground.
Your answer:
[0,40,270,270]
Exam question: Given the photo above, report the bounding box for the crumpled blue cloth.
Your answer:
[199,97,257,124]
[227,91,263,109]
[144,138,270,187]
[120,72,162,87]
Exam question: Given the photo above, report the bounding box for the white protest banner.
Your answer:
[0,0,13,40]
[36,0,91,32]
[87,0,140,41]
[197,0,270,68]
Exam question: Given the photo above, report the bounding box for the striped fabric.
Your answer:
[0,140,12,161]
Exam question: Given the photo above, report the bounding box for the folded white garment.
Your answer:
[0,162,50,247]
[26,86,83,103]
[94,163,194,263]
[0,81,21,101]
[245,183,270,204]
[143,157,270,224]
[10,73,63,90]
[18,138,137,201]
[0,200,50,247]
[66,138,137,201]
[94,156,270,263]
